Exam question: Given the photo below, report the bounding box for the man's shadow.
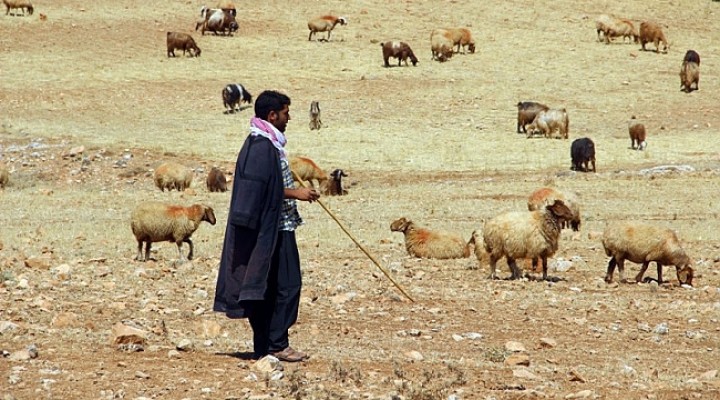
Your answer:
[216,351,257,361]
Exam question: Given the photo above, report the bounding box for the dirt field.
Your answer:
[2,0,720,398]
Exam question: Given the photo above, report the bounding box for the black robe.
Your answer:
[213,134,284,319]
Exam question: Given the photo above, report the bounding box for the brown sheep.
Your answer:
[446,27,475,53]
[381,41,418,67]
[289,156,328,188]
[526,108,569,139]
[3,0,33,16]
[527,187,581,231]
[628,116,647,150]
[320,168,347,196]
[680,61,699,93]
[429,29,454,62]
[309,101,322,130]
[307,15,347,41]
[390,217,470,260]
[683,50,700,65]
[197,8,238,36]
[216,0,236,16]
[131,202,216,262]
[595,15,638,44]
[639,21,668,53]
[516,101,549,134]
[154,161,193,191]
[206,167,228,192]
[166,32,201,57]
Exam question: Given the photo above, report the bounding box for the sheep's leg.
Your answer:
[617,258,627,283]
[604,257,617,283]
[144,242,152,262]
[487,254,500,280]
[655,262,665,284]
[634,261,650,283]
[184,238,194,260]
[507,257,521,280]
[541,256,549,280]
[135,241,144,261]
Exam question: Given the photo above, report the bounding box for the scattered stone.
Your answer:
[253,355,282,374]
[569,369,587,383]
[405,350,424,361]
[24,256,51,270]
[539,338,557,348]
[65,146,85,158]
[176,339,193,351]
[505,353,530,366]
[16,279,29,290]
[9,344,38,361]
[111,322,147,349]
[407,329,421,337]
[168,350,181,358]
[197,319,222,338]
[512,368,541,380]
[700,370,718,380]
[135,370,150,379]
[505,341,526,352]
[51,312,80,328]
[565,389,594,399]
[653,323,669,335]
[0,321,20,334]
[452,334,464,342]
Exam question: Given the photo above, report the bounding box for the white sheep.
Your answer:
[130,202,216,262]
[0,165,8,188]
[307,15,347,41]
[390,217,470,259]
[527,187,581,231]
[289,156,328,188]
[476,200,575,280]
[429,29,454,62]
[601,221,694,285]
[154,161,193,192]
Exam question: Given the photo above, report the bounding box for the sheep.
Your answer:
[166,32,201,57]
[446,27,475,54]
[197,8,238,36]
[570,137,596,172]
[309,100,322,130]
[289,156,328,188]
[594,14,614,41]
[527,187,581,231]
[390,217,470,259]
[0,165,8,188]
[476,200,575,280]
[130,202,216,262]
[595,15,638,44]
[320,168,347,196]
[639,21,668,53]
[154,161,194,192]
[216,0,236,16]
[683,49,700,65]
[680,61,700,93]
[3,0,33,16]
[206,167,227,192]
[628,115,647,150]
[601,221,694,286]
[307,15,347,41]
[516,101,549,134]
[526,108,569,139]
[429,29,454,62]
[222,83,252,114]
[381,41,418,67]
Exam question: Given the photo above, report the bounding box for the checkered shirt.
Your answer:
[279,158,303,231]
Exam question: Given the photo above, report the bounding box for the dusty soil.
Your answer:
[2,0,720,398]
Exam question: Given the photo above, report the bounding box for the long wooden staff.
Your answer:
[292,171,415,302]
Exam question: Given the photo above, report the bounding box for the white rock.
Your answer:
[0,321,20,334]
[565,389,594,399]
[505,341,526,352]
[654,323,669,335]
[176,339,193,351]
[463,332,483,340]
[406,350,424,361]
[512,368,541,380]
[452,334,464,342]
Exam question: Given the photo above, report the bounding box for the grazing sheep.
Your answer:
[527,187,581,231]
[154,161,194,192]
[320,168,347,196]
[206,167,228,192]
[526,108,569,139]
[222,83,252,113]
[683,49,700,65]
[289,156,328,188]
[679,61,700,93]
[0,165,8,188]
[3,0,33,16]
[307,15,347,41]
[381,41,418,67]
[628,116,647,150]
[429,29,454,62]
[197,8,238,36]
[595,15,638,44]
[166,32,201,57]
[131,202,216,262]
[390,217,470,259]
[639,21,668,53]
[309,101,322,130]
[570,137,596,172]
[516,101,549,134]
[477,200,575,280]
[447,27,475,54]
[216,0,236,16]
[601,221,694,286]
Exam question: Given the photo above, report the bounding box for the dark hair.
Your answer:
[254,90,291,120]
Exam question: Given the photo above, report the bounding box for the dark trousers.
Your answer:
[248,231,302,357]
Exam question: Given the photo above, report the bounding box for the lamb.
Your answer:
[429,29,454,62]
[476,200,575,280]
[154,161,194,192]
[390,217,470,259]
[3,0,33,16]
[446,27,475,54]
[639,21,668,53]
[0,165,8,188]
[206,167,228,192]
[381,41,419,67]
[516,101,549,134]
[309,101,322,130]
[307,15,347,41]
[166,32,201,57]
[222,83,252,113]
[289,156,328,188]
[131,202,216,262]
[527,187,581,231]
[526,108,569,139]
[570,137,596,172]
[679,60,700,93]
[601,221,694,286]
[320,168,347,196]
[628,115,647,150]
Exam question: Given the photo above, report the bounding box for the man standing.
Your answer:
[213,90,319,362]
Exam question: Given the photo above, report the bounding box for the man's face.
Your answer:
[269,105,290,132]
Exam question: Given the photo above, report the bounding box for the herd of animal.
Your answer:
[392,186,694,287]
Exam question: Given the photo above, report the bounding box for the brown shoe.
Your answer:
[270,347,308,362]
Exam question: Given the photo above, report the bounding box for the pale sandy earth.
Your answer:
[1,0,720,399]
